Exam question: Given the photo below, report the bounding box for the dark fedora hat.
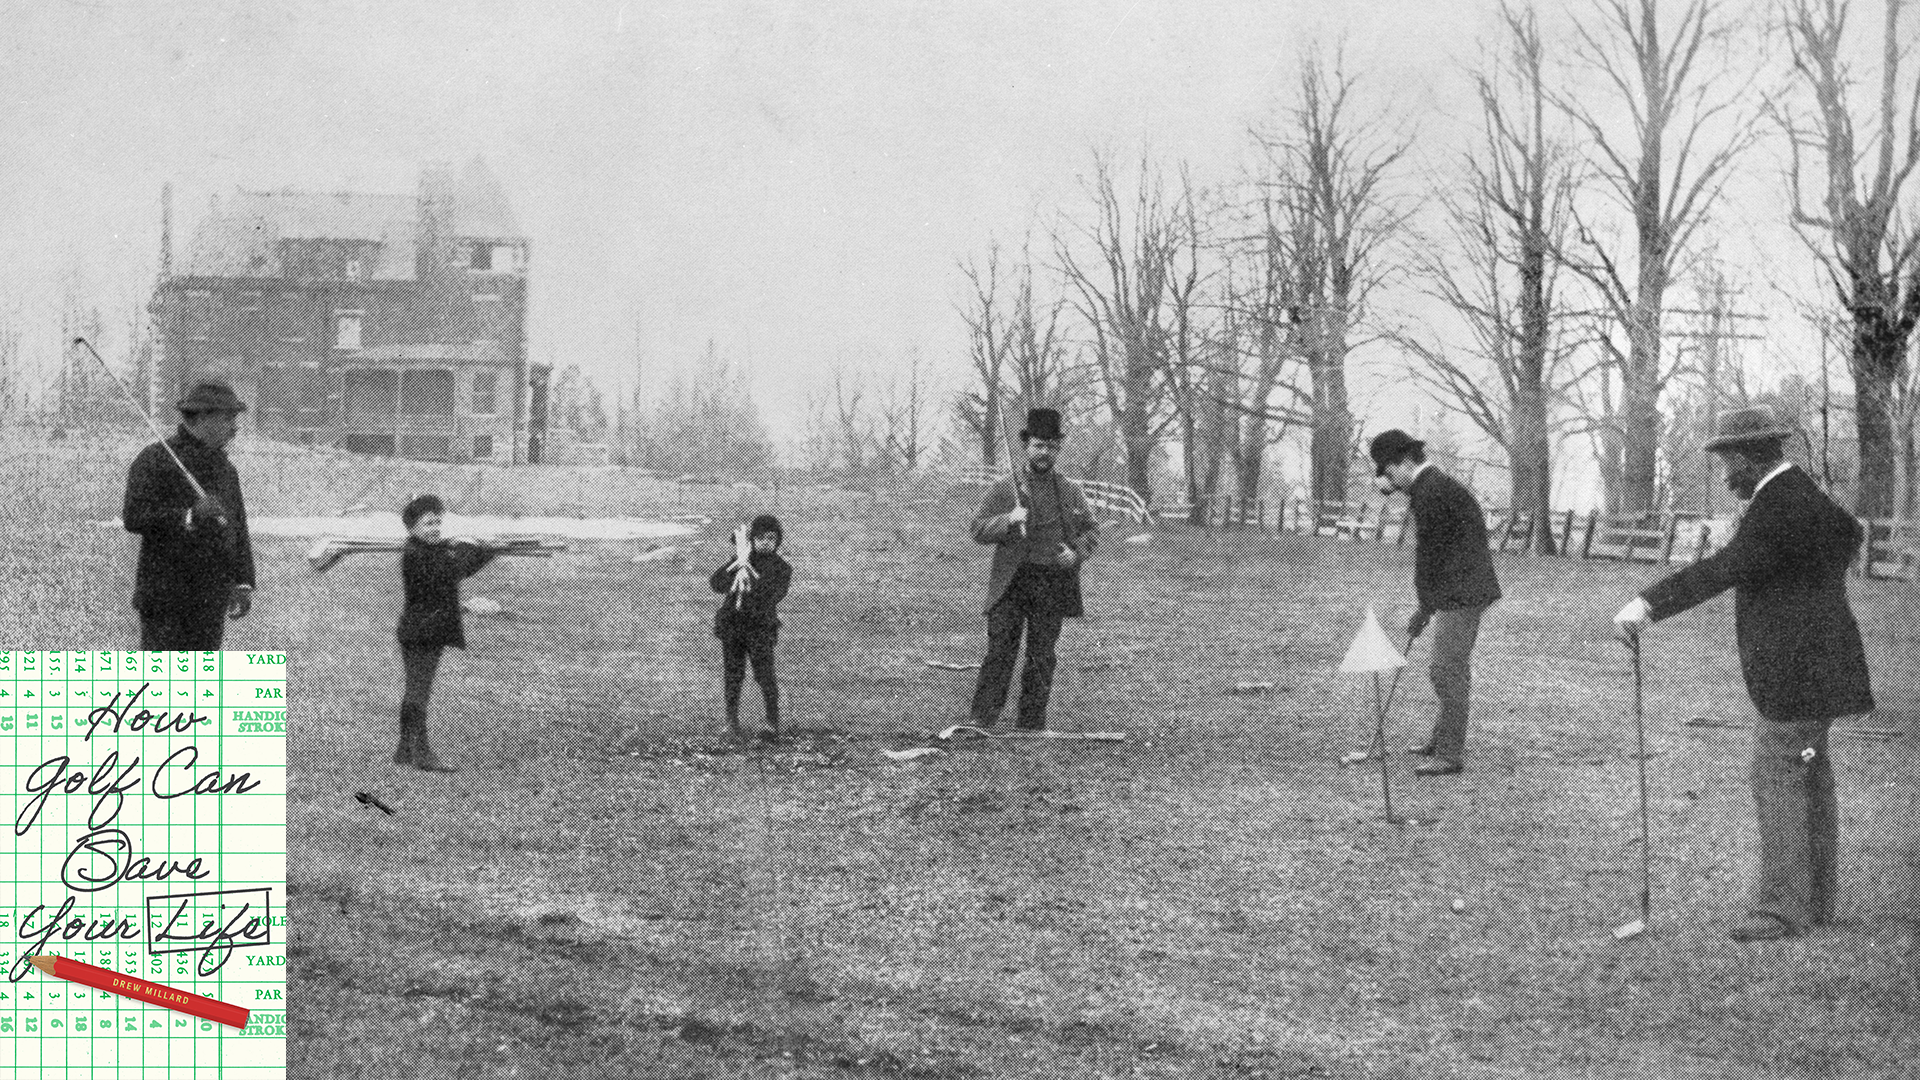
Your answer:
[177,380,248,415]
[1020,407,1064,442]
[1368,429,1425,476]
[1703,405,1794,452]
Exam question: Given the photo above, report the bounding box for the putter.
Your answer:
[1615,633,1652,941]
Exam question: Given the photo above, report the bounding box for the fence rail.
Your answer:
[947,469,1913,584]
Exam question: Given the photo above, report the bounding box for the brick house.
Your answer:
[149,157,536,463]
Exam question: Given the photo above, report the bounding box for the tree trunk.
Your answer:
[1309,341,1352,505]
[1851,321,1899,517]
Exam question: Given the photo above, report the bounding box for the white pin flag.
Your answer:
[1339,606,1407,674]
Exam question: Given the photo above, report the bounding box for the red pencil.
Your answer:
[29,955,250,1030]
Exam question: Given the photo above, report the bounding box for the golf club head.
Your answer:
[1612,919,1646,941]
[306,538,344,573]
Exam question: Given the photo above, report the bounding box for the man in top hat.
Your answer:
[969,407,1099,730]
[1614,405,1873,941]
[1370,429,1503,776]
[122,380,256,649]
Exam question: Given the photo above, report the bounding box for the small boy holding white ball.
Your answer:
[709,514,792,741]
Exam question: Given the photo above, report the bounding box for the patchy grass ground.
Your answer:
[4,429,1918,1078]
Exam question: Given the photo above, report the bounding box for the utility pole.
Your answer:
[1669,266,1766,515]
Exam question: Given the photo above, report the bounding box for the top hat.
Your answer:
[1020,407,1064,442]
[177,381,248,415]
[1368,429,1425,476]
[1703,405,1795,452]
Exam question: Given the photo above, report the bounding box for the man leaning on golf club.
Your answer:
[1612,405,1875,943]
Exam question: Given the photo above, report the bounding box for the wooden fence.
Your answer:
[950,468,1917,583]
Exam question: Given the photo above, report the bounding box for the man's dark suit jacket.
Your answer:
[122,426,255,621]
[1642,465,1875,723]
[1409,466,1502,614]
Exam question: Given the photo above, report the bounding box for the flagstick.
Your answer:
[1372,671,1395,823]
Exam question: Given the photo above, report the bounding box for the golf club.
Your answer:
[71,336,209,502]
[1355,628,1419,763]
[1615,632,1652,940]
[997,399,1026,538]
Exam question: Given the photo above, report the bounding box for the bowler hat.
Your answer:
[1020,407,1064,442]
[1368,429,1425,476]
[177,381,248,415]
[1703,405,1794,452]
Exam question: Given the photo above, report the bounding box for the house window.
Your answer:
[334,312,362,350]
[238,291,263,316]
[471,371,498,416]
[259,364,288,416]
[342,368,398,424]
[400,435,451,461]
[399,369,455,416]
[341,433,396,457]
[183,290,213,341]
[492,244,517,271]
[472,435,494,460]
[468,244,492,271]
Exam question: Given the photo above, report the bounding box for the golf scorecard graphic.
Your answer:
[2,652,285,1078]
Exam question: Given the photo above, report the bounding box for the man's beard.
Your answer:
[1027,455,1054,473]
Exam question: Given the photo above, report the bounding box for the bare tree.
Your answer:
[1557,0,1758,514]
[1252,52,1411,505]
[876,345,933,472]
[1211,186,1319,506]
[1156,171,1233,522]
[1056,151,1187,501]
[1778,0,1920,516]
[954,243,1015,467]
[1405,2,1586,551]
[831,362,873,472]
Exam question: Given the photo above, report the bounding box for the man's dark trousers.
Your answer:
[971,565,1067,729]
[1426,604,1489,763]
[1751,715,1841,930]
[139,600,227,650]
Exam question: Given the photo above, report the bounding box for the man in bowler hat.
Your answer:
[969,407,1099,730]
[121,381,256,649]
[1614,405,1873,941]
[1370,429,1502,775]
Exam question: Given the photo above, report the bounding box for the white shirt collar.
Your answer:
[1751,460,1793,498]
[1408,461,1435,485]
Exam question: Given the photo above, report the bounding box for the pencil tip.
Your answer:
[28,956,52,972]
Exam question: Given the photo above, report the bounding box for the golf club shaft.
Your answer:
[1367,631,1416,758]
[1373,671,1394,820]
[1632,635,1651,923]
[997,397,1025,537]
[72,336,209,502]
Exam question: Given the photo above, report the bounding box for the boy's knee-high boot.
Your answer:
[725,684,744,738]
[404,702,455,773]
[761,682,780,733]
[393,703,417,765]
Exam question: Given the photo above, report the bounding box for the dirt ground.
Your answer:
[4,436,1917,1079]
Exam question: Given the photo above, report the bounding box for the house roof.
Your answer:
[451,157,523,240]
[178,157,521,279]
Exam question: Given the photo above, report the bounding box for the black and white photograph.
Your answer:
[2,0,1917,1076]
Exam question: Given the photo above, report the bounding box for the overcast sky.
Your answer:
[0,0,1850,485]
